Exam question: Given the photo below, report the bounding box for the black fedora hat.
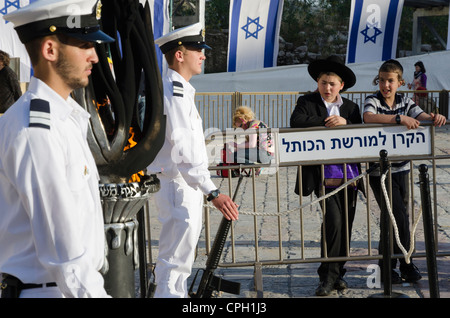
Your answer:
[308,55,356,91]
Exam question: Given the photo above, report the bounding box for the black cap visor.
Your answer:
[14,14,114,43]
[184,42,212,51]
[64,28,115,43]
[159,34,211,54]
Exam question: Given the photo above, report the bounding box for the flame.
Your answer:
[124,127,137,151]
[129,170,144,183]
[95,98,109,109]
[124,127,143,182]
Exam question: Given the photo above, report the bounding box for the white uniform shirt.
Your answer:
[148,69,216,195]
[0,77,109,298]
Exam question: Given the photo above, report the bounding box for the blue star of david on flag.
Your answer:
[241,16,264,39]
[360,23,383,44]
[228,0,284,72]
[1,0,37,81]
[346,0,404,64]
[1,0,21,22]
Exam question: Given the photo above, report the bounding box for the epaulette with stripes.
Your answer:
[29,99,51,130]
[173,81,184,98]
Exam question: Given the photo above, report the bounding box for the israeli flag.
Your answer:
[140,0,170,75]
[227,0,284,72]
[0,0,37,82]
[447,4,450,50]
[346,0,404,64]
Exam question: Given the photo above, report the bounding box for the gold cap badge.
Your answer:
[96,1,102,20]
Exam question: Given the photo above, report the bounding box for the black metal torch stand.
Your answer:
[99,176,159,298]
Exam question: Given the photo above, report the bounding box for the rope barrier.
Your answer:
[205,165,375,216]
[380,170,422,264]
[206,163,423,264]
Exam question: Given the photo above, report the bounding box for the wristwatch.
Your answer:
[207,189,220,201]
[395,114,401,124]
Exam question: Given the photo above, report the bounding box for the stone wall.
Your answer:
[204,29,348,73]
[204,29,434,74]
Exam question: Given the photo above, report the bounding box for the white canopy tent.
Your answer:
[192,50,450,93]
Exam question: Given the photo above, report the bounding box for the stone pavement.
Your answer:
[145,125,450,299]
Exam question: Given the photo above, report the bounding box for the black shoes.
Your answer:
[315,280,334,296]
[334,276,348,290]
[381,263,422,284]
[400,263,422,283]
[381,270,403,284]
[315,277,348,296]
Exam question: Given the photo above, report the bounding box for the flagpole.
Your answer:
[169,0,173,30]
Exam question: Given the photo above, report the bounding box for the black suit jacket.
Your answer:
[290,92,365,196]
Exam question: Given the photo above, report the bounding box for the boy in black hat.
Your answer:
[290,55,364,296]
[0,0,113,298]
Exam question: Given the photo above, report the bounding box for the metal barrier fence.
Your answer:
[195,90,449,131]
[194,123,450,296]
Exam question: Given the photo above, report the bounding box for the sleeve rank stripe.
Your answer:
[29,99,51,129]
[173,81,184,97]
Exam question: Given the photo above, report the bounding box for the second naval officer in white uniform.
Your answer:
[147,23,239,298]
[0,0,114,298]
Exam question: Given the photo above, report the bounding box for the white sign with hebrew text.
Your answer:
[278,125,431,163]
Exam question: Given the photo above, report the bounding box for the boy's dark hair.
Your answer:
[372,59,405,86]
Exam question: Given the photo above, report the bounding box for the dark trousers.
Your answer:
[369,170,410,268]
[317,187,358,283]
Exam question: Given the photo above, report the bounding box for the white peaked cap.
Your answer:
[155,22,211,54]
[4,0,114,43]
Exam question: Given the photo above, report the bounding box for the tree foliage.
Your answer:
[204,0,448,54]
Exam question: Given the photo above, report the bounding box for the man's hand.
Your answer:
[325,115,346,128]
[211,194,239,221]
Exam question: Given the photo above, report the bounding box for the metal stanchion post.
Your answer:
[380,150,392,296]
[419,164,440,298]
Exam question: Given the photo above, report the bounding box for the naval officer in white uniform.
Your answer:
[0,0,114,298]
[148,23,239,298]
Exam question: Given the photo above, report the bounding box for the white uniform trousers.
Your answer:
[153,173,203,298]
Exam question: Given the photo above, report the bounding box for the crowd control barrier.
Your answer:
[194,122,449,297]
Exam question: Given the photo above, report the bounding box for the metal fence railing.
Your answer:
[195,90,449,131]
[194,123,450,296]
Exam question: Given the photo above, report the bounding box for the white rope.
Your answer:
[205,169,370,216]
[380,170,422,264]
[205,166,424,264]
